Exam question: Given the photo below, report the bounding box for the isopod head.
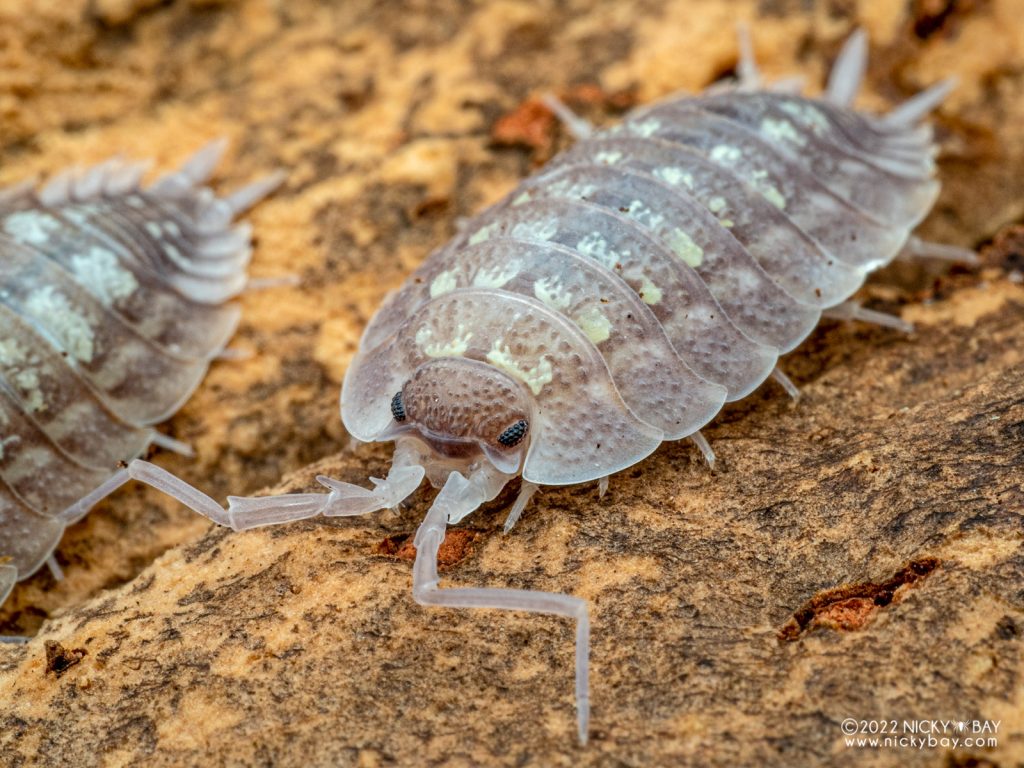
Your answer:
[387,358,532,476]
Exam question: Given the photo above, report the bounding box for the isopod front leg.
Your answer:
[126,439,427,530]
[770,366,802,402]
[126,460,423,530]
[413,470,591,744]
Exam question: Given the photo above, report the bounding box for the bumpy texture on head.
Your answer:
[399,357,531,459]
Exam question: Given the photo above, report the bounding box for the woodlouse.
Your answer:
[0,141,281,608]
[122,30,973,743]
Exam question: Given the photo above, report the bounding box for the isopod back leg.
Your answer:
[412,470,591,744]
[897,235,979,266]
[823,300,914,334]
[825,28,869,107]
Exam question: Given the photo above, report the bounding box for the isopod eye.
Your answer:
[390,391,406,422]
[497,419,528,447]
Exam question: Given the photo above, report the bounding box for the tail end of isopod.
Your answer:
[0,563,18,607]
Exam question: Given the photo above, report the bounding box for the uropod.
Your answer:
[0,141,282,611]
[125,30,974,743]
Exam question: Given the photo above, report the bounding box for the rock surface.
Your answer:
[0,1,1022,766]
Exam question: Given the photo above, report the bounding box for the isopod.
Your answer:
[122,29,974,742]
[0,141,281,609]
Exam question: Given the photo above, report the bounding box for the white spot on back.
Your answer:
[710,145,743,164]
[430,270,459,298]
[575,232,619,270]
[416,323,473,358]
[0,338,45,412]
[545,178,598,200]
[70,247,139,305]
[472,261,521,289]
[760,117,807,147]
[707,196,727,213]
[574,305,611,344]
[779,100,830,133]
[511,215,559,242]
[638,275,662,305]
[3,211,61,245]
[667,229,704,267]
[624,200,664,230]
[629,118,661,138]
[595,150,623,165]
[653,166,694,188]
[24,287,95,363]
[468,222,499,246]
[533,276,572,310]
[486,341,553,395]
[749,170,787,209]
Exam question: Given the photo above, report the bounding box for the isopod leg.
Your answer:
[771,366,802,402]
[689,430,717,468]
[126,441,427,530]
[244,274,301,292]
[413,470,591,745]
[897,235,979,265]
[880,79,957,128]
[213,347,254,361]
[732,23,805,94]
[503,481,540,533]
[735,22,761,90]
[824,300,914,334]
[825,28,868,107]
[45,555,64,582]
[127,460,234,526]
[150,431,196,457]
[540,94,594,140]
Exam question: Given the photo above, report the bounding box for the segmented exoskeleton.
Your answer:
[126,30,974,742]
[0,142,281,607]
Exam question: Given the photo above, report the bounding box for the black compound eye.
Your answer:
[497,419,528,447]
[390,391,406,422]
